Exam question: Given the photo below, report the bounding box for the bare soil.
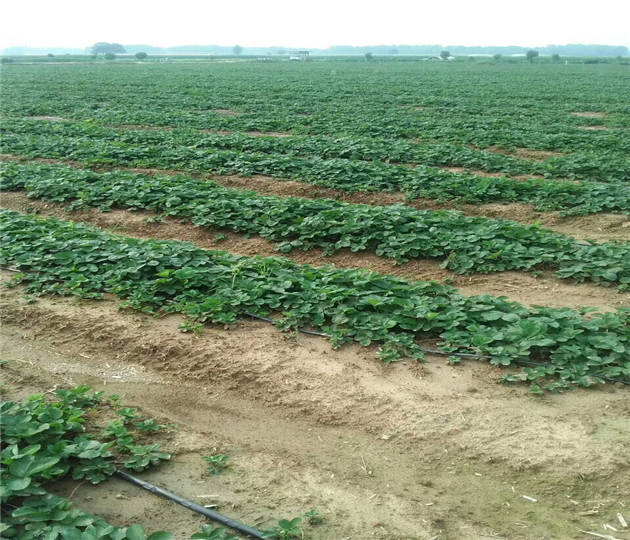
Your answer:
[199,129,291,138]
[1,277,629,540]
[211,109,242,116]
[439,166,545,182]
[2,193,628,314]
[571,112,607,118]
[578,126,610,131]
[26,115,67,122]
[116,123,175,131]
[484,147,564,161]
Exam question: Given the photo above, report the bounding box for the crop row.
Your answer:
[2,161,629,289]
[2,131,629,216]
[4,118,630,183]
[1,209,628,391]
[2,62,629,153]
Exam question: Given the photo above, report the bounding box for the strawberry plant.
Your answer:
[3,116,629,182]
[191,525,240,539]
[262,517,302,539]
[2,162,628,289]
[0,387,172,539]
[2,61,629,156]
[203,454,230,475]
[261,510,323,539]
[1,210,627,391]
[2,126,629,214]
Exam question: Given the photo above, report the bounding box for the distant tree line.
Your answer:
[91,42,126,55]
[2,43,628,58]
[322,44,628,57]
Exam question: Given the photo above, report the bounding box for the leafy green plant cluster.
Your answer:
[0,384,316,539]
[190,509,322,540]
[2,129,629,215]
[190,525,240,539]
[0,385,172,539]
[2,61,629,154]
[1,161,629,289]
[202,454,230,475]
[3,117,629,183]
[1,210,628,390]
[2,494,173,540]
[261,510,323,539]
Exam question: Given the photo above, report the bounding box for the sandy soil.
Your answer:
[571,112,606,118]
[1,275,629,540]
[3,193,628,313]
[484,147,564,161]
[439,166,545,182]
[211,109,242,116]
[27,115,68,122]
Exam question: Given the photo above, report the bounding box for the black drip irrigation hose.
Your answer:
[244,311,328,337]
[244,311,490,359]
[244,312,630,385]
[2,269,626,386]
[114,470,266,539]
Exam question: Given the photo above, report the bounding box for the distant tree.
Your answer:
[47,53,54,57]
[275,48,286,55]
[104,52,116,60]
[233,45,242,55]
[364,52,373,61]
[1,57,14,64]
[91,42,126,55]
[388,48,398,55]
[551,53,560,62]
[135,51,148,60]
[526,50,539,63]
[440,50,450,60]
[493,53,502,61]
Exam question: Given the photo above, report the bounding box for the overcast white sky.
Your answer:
[2,0,629,50]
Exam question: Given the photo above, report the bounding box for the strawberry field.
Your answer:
[1,59,629,539]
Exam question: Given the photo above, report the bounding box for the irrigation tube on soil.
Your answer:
[244,311,491,358]
[114,470,266,539]
[244,312,630,385]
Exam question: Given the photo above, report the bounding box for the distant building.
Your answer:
[289,50,310,61]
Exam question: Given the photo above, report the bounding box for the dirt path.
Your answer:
[3,193,628,313]
[1,278,629,539]
[2,154,628,243]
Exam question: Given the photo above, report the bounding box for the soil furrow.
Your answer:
[1,278,628,539]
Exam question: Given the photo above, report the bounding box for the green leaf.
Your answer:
[147,532,174,540]
[125,524,148,540]
[7,476,31,490]
[9,455,61,477]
